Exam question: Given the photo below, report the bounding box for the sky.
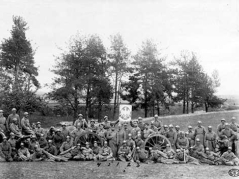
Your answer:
[0,0,239,95]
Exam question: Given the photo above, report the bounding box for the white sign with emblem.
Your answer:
[119,104,132,122]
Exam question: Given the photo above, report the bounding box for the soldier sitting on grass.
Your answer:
[118,140,132,162]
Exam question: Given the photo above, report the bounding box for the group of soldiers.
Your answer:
[0,108,239,166]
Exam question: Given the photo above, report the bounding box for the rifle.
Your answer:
[183,149,186,162]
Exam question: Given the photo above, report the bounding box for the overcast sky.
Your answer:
[0,0,239,95]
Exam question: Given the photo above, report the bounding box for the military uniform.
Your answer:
[82,147,94,160]
[194,126,206,146]
[143,128,154,139]
[6,113,20,131]
[166,130,177,150]
[220,151,239,166]
[205,131,217,151]
[98,146,113,161]
[0,141,12,162]
[106,129,118,158]
[9,123,22,138]
[45,144,58,156]
[21,117,33,135]
[176,136,189,150]
[18,147,31,161]
[188,131,195,147]
[118,145,132,161]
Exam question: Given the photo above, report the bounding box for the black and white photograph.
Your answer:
[0,0,239,178]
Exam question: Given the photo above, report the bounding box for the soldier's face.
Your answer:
[86,144,89,148]
[94,143,97,147]
[66,137,70,141]
[104,142,107,147]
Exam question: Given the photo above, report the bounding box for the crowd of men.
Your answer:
[0,108,239,166]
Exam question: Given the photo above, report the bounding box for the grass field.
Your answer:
[145,110,239,131]
[30,110,239,131]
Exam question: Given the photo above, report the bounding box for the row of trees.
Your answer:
[0,16,225,120]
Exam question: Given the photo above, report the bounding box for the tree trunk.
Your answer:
[152,100,155,116]
[85,82,90,121]
[113,71,118,120]
[191,101,194,113]
[157,100,160,116]
[183,90,186,114]
[98,99,102,122]
[205,102,208,112]
[73,86,78,123]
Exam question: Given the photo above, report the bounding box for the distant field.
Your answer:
[30,110,239,131]
[144,110,239,131]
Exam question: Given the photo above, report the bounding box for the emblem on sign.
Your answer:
[119,105,132,122]
[228,169,239,177]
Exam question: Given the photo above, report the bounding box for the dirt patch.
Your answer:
[0,162,237,179]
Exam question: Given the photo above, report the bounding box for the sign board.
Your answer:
[119,104,132,122]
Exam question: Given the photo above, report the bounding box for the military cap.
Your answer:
[221,118,225,121]
[228,146,232,150]
[188,125,192,129]
[164,125,168,128]
[48,140,52,143]
[86,142,89,145]
[94,141,97,143]
[176,149,181,152]
[196,138,200,142]
[12,108,16,111]
[138,117,142,120]
[77,143,81,146]
[20,142,24,146]
[10,132,15,136]
[175,125,180,128]
[198,121,202,123]
[78,114,83,117]
[36,121,41,124]
[24,112,28,115]
[205,147,209,151]
[3,136,7,139]
[166,144,170,147]
[169,124,173,128]
[123,140,126,143]
[208,126,212,128]
[225,123,229,126]
[136,147,140,150]
[154,114,158,118]
[61,123,66,126]
[0,110,3,113]
[232,117,236,120]
[12,118,17,121]
[31,135,36,138]
[55,129,61,132]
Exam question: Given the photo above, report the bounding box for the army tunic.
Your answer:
[6,113,20,130]
[35,127,45,138]
[205,131,217,151]
[187,131,195,147]
[176,137,189,149]
[61,128,71,141]
[143,128,155,139]
[230,123,239,132]
[106,130,118,158]
[217,123,226,135]
[9,123,22,137]
[194,126,206,146]
[221,151,239,166]
[0,116,6,132]
[45,145,58,156]
[131,127,141,140]
[99,146,113,161]
[60,141,73,153]
[18,147,31,161]
[118,146,132,161]
[166,130,177,150]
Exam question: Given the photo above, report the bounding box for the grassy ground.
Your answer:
[30,110,239,130]
[0,161,236,179]
[145,110,239,131]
